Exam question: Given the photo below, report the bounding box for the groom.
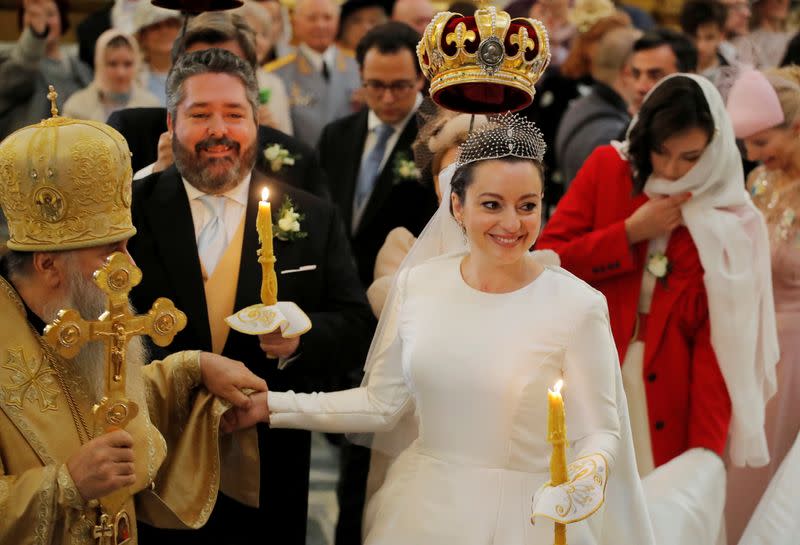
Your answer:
[128,49,374,544]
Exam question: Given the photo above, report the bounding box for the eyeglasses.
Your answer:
[363,80,417,95]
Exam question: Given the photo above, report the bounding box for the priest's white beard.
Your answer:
[41,266,148,407]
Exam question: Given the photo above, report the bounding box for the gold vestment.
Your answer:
[0,277,259,545]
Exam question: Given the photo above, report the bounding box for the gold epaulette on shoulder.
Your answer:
[263,53,296,72]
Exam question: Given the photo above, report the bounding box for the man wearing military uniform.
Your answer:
[265,0,362,147]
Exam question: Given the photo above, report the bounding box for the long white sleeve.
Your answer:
[565,295,621,466]
[531,293,623,525]
[268,334,412,433]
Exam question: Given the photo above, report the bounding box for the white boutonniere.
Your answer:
[273,196,307,242]
[392,152,420,182]
[646,252,671,284]
[264,144,298,173]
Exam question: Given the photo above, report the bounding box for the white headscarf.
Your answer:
[624,73,779,468]
[93,29,142,97]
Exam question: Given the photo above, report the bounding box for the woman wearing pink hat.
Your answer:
[725,66,800,544]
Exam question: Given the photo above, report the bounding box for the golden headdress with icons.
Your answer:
[417,3,551,114]
[0,86,136,252]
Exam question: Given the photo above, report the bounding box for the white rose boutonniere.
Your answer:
[264,144,298,173]
[646,252,671,284]
[273,196,307,242]
[392,152,420,182]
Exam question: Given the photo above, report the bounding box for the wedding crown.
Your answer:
[417,6,551,114]
[455,113,546,168]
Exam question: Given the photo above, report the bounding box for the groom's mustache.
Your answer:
[195,136,241,154]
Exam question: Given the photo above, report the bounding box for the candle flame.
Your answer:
[551,379,564,395]
[261,187,270,201]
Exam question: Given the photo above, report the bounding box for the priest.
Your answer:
[0,95,267,544]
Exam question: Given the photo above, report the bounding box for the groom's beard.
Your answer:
[41,266,148,406]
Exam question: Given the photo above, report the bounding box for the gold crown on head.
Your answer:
[417,6,551,114]
[0,86,136,252]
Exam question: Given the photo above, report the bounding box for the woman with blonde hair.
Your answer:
[725,65,800,544]
[133,2,182,106]
[63,29,159,121]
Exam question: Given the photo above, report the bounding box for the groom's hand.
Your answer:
[221,391,270,433]
[258,332,300,360]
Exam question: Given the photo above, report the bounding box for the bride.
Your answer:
[224,115,655,544]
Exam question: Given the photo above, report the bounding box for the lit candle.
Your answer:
[548,379,568,545]
[257,187,278,306]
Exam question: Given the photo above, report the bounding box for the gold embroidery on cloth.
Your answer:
[0,386,56,466]
[0,276,25,316]
[0,472,9,524]
[171,353,202,435]
[0,114,136,252]
[170,352,221,525]
[749,167,800,247]
[197,396,230,524]
[2,348,59,412]
[56,464,85,512]
[34,465,56,545]
[297,54,312,75]
[532,452,609,525]
[289,83,315,107]
[553,455,606,518]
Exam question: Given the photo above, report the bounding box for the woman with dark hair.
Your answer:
[222,114,656,545]
[539,75,778,483]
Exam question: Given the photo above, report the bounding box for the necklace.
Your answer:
[41,342,93,444]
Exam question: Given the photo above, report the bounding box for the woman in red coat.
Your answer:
[538,74,779,475]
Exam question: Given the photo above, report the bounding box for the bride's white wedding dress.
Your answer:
[269,254,653,544]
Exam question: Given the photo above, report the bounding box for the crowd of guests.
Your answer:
[0,0,799,543]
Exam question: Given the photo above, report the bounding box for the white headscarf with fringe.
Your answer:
[615,73,779,468]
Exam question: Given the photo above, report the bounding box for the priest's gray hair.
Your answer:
[166,48,260,125]
[2,250,33,283]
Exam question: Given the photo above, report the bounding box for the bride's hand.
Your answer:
[221,391,270,434]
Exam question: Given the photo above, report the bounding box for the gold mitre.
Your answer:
[417,5,551,113]
[569,0,618,33]
[0,87,136,252]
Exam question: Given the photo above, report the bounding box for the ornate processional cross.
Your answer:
[43,252,187,545]
[44,252,186,432]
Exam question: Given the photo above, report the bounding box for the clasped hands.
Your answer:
[66,351,268,502]
[217,332,292,431]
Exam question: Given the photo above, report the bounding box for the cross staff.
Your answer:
[44,252,186,432]
[43,251,187,539]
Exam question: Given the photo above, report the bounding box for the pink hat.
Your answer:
[726,69,785,139]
